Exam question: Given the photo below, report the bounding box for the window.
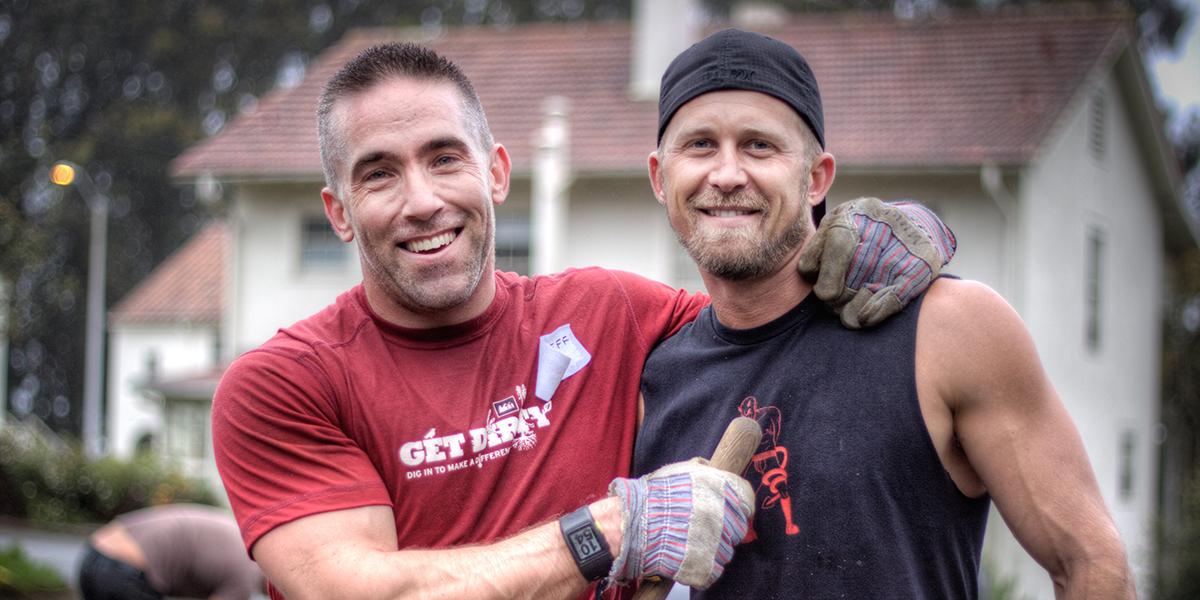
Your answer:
[1118,429,1136,501]
[495,213,531,275]
[143,350,158,384]
[166,401,208,463]
[671,241,706,294]
[1088,89,1106,163]
[300,217,347,271]
[1085,227,1104,352]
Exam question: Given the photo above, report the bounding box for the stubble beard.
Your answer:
[675,189,812,281]
[362,208,495,316]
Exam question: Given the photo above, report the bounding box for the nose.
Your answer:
[707,146,748,193]
[399,171,445,221]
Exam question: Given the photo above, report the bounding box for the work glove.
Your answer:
[798,197,957,329]
[607,458,755,589]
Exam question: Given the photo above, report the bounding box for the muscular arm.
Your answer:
[252,498,624,600]
[917,279,1133,599]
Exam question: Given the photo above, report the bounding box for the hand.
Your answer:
[607,458,754,589]
[798,197,956,329]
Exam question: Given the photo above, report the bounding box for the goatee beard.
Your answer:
[676,190,811,281]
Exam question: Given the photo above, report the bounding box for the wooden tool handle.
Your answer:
[630,416,763,600]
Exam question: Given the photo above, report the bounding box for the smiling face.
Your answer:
[650,90,833,282]
[321,76,510,328]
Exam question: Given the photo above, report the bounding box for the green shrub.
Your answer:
[0,544,68,597]
[0,423,217,526]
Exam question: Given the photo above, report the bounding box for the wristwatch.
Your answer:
[559,505,614,581]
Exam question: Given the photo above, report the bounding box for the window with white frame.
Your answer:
[495,212,531,275]
[300,216,347,271]
[166,400,208,464]
[1088,89,1106,164]
[1085,226,1105,353]
[671,241,706,294]
[1118,428,1136,501]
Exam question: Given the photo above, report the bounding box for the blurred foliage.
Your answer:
[1156,464,1200,600]
[0,544,68,599]
[0,422,216,526]
[981,558,1032,600]
[1157,245,1200,599]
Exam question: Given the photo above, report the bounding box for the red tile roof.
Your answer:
[171,4,1131,178]
[109,222,226,326]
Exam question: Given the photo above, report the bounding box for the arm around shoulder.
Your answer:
[917,279,1134,599]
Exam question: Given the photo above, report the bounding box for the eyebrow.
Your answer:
[671,125,784,145]
[350,151,395,179]
[421,136,472,156]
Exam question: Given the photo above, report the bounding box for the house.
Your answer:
[110,1,1196,597]
[105,222,225,489]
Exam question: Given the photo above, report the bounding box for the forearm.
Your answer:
[265,498,623,600]
[392,497,623,600]
[257,453,752,599]
[1056,547,1135,600]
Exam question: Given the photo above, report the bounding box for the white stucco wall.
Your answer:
[228,182,361,356]
[564,177,677,283]
[106,323,218,458]
[983,75,1163,599]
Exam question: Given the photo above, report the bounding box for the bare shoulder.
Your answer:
[920,277,1013,324]
[917,278,1045,410]
[919,278,1030,346]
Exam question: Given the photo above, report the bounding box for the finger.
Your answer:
[855,286,905,328]
[838,287,875,329]
[812,225,859,305]
[797,221,827,279]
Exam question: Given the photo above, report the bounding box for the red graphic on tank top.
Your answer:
[739,396,800,538]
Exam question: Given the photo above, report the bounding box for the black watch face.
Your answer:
[567,525,604,560]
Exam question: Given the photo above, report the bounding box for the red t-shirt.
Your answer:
[212,268,707,596]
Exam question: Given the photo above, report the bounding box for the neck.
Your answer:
[700,254,812,330]
[365,270,498,330]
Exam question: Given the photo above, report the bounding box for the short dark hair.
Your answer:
[317,43,494,192]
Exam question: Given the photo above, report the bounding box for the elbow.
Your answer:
[1052,533,1135,599]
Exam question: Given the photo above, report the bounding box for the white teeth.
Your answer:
[709,209,752,217]
[404,231,456,253]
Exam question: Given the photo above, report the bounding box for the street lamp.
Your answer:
[50,160,108,459]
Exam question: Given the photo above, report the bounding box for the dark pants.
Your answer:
[77,542,164,600]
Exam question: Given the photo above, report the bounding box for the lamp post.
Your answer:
[50,160,108,458]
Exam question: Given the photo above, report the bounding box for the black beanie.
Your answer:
[657,28,824,148]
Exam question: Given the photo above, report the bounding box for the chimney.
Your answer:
[530,96,571,275]
[731,2,789,29]
[630,0,704,100]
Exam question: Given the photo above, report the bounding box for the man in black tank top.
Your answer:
[634,28,1133,599]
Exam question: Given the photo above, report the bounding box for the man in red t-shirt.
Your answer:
[212,42,955,599]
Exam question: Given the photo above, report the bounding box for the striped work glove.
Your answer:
[607,458,754,589]
[798,197,957,329]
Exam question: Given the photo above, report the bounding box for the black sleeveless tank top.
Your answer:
[634,291,989,599]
